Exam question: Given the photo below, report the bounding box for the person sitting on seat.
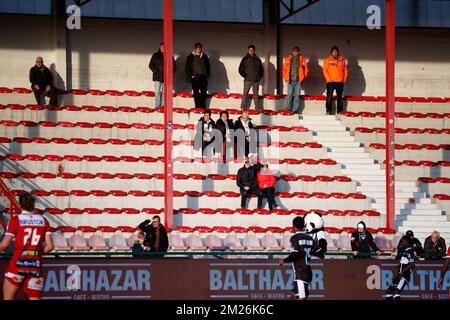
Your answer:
[29,57,57,106]
[256,162,279,210]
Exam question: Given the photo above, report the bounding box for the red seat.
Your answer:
[312,192,330,199]
[289,209,308,216]
[91,190,110,197]
[65,208,84,215]
[177,207,197,214]
[440,144,450,150]
[402,160,419,166]
[278,192,294,198]
[334,176,351,182]
[51,189,70,197]
[217,208,235,215]
[247,226,266,233]
[102,208,121,215]
[85,208,102,215]
[362,210,380,216]
[423,144,440,150]
[58,226,76,233]
[293,192,311,198]
[302,159,319,165]
[349,193,366,199]
[328,210,345,216]
[26,154,44,161]
[70,190,90,197]
[102,156,120,162]
[0,87,12,93]
[438,161,450,166]
[0,172,18,179]
[297,175,316,182]
[198,208,216,215]
[437,177,450,183]
[284,158,302,165]
[291,126,308,132]
[395,96,412,102]
[195,226,213,233]
[71,138,88,145]
[105,90,123,96]
[176,226,194,233]
[404,144,422,150]
[370,143,385,149]
[395,112,410,118]
[235,208,253,215]
[410,112,427,118]
[418,160,437,166]
[142,91,155,97]
[425,128,442,134]
[359,112,376,118]
[58,172,76,179]
[141,208,162,215]
[331,192,349,199]
[345,210,363,216]
[305,142,322,149]
[123,90,141,96]
[213,226,230,233]
[116,226,136,233]
[426,112,444,118]
[204,191,222,197]
[96,226,116,233]
[18,172,37,179]
[254,209,271,215]
[378,228,396,234]
[316,176,334,182]
[8,104,26,110]
[282,175,298,181]
[122,208,140,215]
[340,111,359,117]
[121,156,139,162]
[433,194,450,200]
[286,142,304,148]
[100,106,118,112]
[46,208,64,215]
[13,87,32,94]
[325,227,341,234]
[319,159,336,165]
[128,190,148,197]
[82,105,100,112]
[355,127,374,133]
[411,97,430,103]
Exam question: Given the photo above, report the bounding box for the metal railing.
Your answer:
[0,177,20,215]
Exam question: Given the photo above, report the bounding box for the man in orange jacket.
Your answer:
[323,45,348,115]
[282,47,309,113]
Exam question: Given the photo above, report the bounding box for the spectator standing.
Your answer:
[29,57,57,106]
[239,45,264,110]
[282,46,309,113]
[194,109,216,158]
[237,157,263,209]
[185,42,210,109]
[215,111,235,161]
[322,46,348,115]
[350,221,381,259]
[234,111,257,158]
[137,216,169,253]
[256,162,279,210]
[424,231,446,260]
[149,42,177,108]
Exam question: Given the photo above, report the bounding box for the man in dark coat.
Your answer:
[239,45,264,110]
[424,231,446,260]
[137,216,169,253]
[194,109,217,158]
[29,57,57,105]
[185,42,210,109]
[396,230,423,258]
[350,221,381,259]
[237,158,263,209]
[149,42,177,108]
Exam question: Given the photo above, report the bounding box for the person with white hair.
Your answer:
[423,231,446,260]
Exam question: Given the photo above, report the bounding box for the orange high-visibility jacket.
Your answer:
[282,54,309,84]
[323,54,348,83]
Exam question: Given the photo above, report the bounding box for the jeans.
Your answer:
[191,75,208,109]
[241,81,261,110]
[154,81,164,108]
[33,86,57,106]
[260,187,277,210]
[240,187,263,209]
[326,82,344,114]
[285,82,301,113]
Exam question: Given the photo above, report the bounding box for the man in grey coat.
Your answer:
[239,45,264,110]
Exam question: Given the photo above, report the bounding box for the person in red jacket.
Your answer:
[322,45,348,115]
[256,163,279,210]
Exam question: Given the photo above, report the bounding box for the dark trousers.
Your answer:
[261,187,277,210]
[241,80,260,110]
[240,187,263,209]
[191,76,208,109]
[33,86,57,106]
[325,82,344,114]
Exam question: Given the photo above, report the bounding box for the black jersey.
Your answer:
[283,232,314,282]
[399,247,416,270]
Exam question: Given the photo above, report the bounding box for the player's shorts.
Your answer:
[292,280,310,299]
[4,272,44,299]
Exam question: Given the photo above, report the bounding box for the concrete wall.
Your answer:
[0,15,449,97]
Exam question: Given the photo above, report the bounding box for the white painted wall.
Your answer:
[0,15,449,97]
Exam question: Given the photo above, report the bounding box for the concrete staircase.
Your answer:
[300,115,449,242]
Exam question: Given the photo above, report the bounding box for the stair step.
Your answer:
[306,125,347,131]
[398,221,449,227]
[313,131,352,137]
[328,152,370,158]
[344,164,381,170]
[399,226,450,233]
[328,147,365,153]
[396,215,447,222]
[358,181,417,187]
[344,169,384,175]
[350,175,386,181]
[332,158,375,164]
[368,192,426,198]
[377,208,443,215]
[320,141,361,147]
[314,137,356,143]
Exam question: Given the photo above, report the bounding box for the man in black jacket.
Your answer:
[149,42,177,108]
[194,109,217,158]
[29,57,57,106]
[350,221,381,259]
[239,45,264,110]
[237,158,263,209]
[137,216,169,253]
[396,230,423,258]
[185,42,210,109]
[424,231,446,260]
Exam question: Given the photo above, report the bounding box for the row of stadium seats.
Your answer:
[341,111,450,118]
[49,228,399,252]
[25,207,379,217]
[369,143,449,150]
[383,160,450,167]
[0,171,352,182]
[1,87,448,103]
[355,127,449,134]
[9,189,369,199]
[0,136,323,148]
